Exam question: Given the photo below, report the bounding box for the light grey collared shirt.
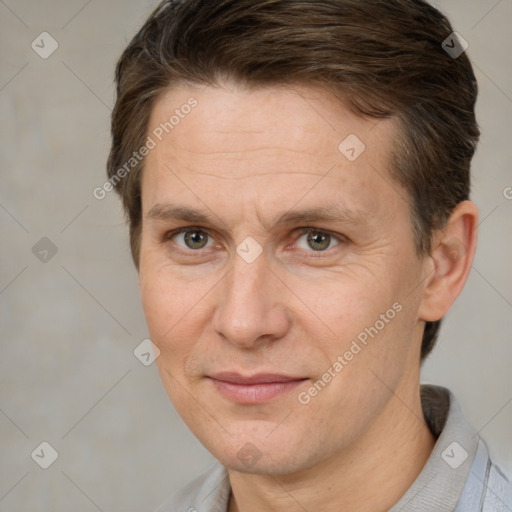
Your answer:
[155,384,512,511]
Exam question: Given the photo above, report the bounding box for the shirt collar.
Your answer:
[389,384,486,511]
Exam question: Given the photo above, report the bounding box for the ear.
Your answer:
[418,200,478,322]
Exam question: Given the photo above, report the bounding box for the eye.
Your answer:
[169,228,214,250]
[295,229,341,252]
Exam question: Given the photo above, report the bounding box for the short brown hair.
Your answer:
[107,0,479,361]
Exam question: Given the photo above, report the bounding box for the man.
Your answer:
[107,0,512,510]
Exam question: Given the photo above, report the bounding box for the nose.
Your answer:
[211,252,291,349]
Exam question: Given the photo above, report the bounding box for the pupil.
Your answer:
[308,232,330,251]
[185,230,207,249]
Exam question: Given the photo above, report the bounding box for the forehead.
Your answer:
[147,82,396,160]
[141,82,406,228]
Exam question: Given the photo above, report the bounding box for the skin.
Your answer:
[138,82,478,512]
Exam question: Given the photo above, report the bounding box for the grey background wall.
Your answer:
[0,1,511,511]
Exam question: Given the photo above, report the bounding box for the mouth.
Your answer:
[207,372,309,404]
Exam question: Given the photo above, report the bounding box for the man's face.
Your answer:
[139,83,428,474]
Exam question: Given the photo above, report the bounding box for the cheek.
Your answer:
[296,266,415,387]
[139,263,193,351]
[139,268,173,339]
[291,270,393,339]
[139,260,217,376]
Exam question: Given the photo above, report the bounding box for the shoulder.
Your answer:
[153,462,230,512]
[482,461,512,511]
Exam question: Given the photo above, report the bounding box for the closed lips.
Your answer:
[209,372,308,384]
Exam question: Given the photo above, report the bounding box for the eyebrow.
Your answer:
[146,203,369,230]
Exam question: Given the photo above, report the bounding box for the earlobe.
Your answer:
[418,201,479,322]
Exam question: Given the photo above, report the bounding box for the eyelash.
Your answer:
[164,226,346,256]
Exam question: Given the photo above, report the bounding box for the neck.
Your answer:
[227,379,435,512]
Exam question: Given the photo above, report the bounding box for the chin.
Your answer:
[196,425,326,477]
